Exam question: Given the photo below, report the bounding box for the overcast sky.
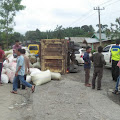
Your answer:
[14,0,120,34]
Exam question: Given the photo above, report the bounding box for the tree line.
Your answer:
[0,0,120,49]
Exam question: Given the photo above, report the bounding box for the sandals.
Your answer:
[85,84,91,87]
[10,91,17,94]
[32,86,35,93]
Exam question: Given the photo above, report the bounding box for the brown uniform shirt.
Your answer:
[91,53,106,68]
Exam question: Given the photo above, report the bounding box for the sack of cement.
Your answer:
[5,49,13,57]
[1,74,9,83]
[51,72,61,80]
[37,58,40,62]
[2,69,6,74]
[31,70,51,86]
[6,68,15,83]
[30,68,41,75]
[33,62,41,69]
[29,56,36,64]
[26,75,32,83]
[29,62,33,68]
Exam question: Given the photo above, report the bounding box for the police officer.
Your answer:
[111,40,120,81]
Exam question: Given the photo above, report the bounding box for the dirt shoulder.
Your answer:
[0,66,120,120]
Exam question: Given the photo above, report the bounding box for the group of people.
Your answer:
[83,46,106,90]
[83,40,120,94]
[0,40,35,94]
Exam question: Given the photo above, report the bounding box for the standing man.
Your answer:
[13,40,22,58]
[18,49,30,89]
[91,46,106,90]
[111,40,120,81]
[11,49,35,94]
[83,46,92,87]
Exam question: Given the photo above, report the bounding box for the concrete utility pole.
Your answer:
[94,7,105,46]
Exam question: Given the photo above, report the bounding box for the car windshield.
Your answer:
[29,46,38,50]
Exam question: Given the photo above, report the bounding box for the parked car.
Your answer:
[28,44,39,55]
[102,44,114,67]
[75,48,86,64]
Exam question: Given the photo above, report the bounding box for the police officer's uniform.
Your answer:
[111,45,120,81]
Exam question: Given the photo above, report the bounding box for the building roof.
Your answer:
[84,38,99,43]
[65,37,88,43]
[92,33,111,41]
[65,37,99,44]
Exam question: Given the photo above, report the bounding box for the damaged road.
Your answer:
[1,66,120,120]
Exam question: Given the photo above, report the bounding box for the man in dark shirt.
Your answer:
[83,46,92,87]
[91,46,106,90]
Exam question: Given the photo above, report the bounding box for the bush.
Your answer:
[91,49,96,54]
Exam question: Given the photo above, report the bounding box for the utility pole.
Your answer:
[94,7,105,46]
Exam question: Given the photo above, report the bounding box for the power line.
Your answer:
[76,12,96,25]
[69,9,93,26]
[68,0,120,27]
[99,0,116,6]
[104,0,120,7]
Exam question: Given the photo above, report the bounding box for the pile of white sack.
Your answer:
[1,48,61,85]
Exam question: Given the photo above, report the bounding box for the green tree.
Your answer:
[110,18,120,40]
[96,24,108,33]
[0,0,25,49]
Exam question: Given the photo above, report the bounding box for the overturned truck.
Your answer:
[39,39,79,74]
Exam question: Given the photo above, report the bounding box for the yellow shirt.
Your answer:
[111,45,120,61]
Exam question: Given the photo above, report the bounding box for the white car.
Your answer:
[102,44,115,67]
[75,48,86,64]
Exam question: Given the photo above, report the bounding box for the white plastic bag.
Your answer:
[1,74,9,83]
[26,75,32,83]
[31,70,51,86]
[51,72,61,80]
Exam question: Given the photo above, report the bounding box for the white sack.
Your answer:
[29,56,36,64]
[33,62,41,69]
[6,68,15,83]
[1,74,9,83]
[30,68,41,73]
[26,75,32,83]
[51,72,61,80]
[31,70,51,86]
[29,62,33,68]
[5,50,13,57]
[37,58,40,62]
[2,69,6,74]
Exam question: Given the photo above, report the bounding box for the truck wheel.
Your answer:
[75,60,79,65]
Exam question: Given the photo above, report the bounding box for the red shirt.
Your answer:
[0,49,4,59]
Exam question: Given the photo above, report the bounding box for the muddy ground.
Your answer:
[1,66,120,120]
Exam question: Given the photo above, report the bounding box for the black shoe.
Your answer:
[92,87,95,89]
[112,90,118,94]
[97,88,102,90]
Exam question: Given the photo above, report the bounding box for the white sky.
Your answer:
[14,0,120,34]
